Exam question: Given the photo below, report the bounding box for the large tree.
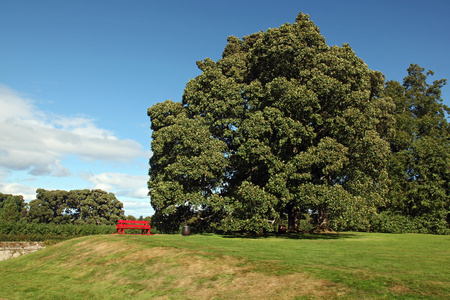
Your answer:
[382,64,449,233]
[148,13,393,232]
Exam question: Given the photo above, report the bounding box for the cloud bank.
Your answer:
[82,172,149,199]
[0,85,145,176]
[0,182,37,201]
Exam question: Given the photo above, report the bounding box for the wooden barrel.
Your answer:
[182,226,191,236]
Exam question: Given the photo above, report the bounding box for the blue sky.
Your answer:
[1,0,449,217]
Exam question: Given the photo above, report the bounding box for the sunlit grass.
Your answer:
[0,233,448,299]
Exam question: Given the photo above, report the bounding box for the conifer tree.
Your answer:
[383,64,449,233]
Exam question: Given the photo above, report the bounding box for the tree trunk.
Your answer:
[315,209,333,232]
[287,205,300,232]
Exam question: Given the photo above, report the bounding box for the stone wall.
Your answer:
[0,242,46,261]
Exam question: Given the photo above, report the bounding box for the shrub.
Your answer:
[370,212,450,234]
[0,220,116,241]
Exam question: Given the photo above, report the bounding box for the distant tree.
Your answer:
[26,189,125,225]
[148,13,394,233]
[0,193,26,222]
[382,64,449,233]
[126,215,137,221]
[26,189,70,224]
[0,193,26,209]
[70,189,125,225]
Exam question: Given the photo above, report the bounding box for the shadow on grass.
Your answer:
[277,232,356,240]
[220,232,357,240]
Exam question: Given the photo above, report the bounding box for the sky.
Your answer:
[1,0,449,217]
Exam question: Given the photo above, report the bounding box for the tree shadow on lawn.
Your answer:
[220,232,357,240]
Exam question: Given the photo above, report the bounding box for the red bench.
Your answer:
[114,220,154,235]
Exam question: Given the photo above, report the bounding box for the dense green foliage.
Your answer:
[148,13,397,233]
[378,65,450,234]
[0,221,115,241]
[0,189,126,241]
[26,189,125,225]
[0,193,27,222]
[147,13,449,234]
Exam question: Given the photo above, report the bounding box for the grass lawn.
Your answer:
[0,232,449,299]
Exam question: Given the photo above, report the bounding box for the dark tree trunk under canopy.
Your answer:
[287,205,301,232]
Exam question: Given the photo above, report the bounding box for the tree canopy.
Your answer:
[379,64,449,234]
[26,189,125,225]
[0,193,26,222]
[148,13,398,233]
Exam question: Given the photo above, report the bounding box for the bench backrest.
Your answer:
[118,220,149,225]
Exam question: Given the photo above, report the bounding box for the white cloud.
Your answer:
[0,85,146,176]
[0,182,36,201]
[82,172,149,199]
[120,199,154,217]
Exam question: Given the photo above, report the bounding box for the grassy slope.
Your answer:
[0,233,449,299]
